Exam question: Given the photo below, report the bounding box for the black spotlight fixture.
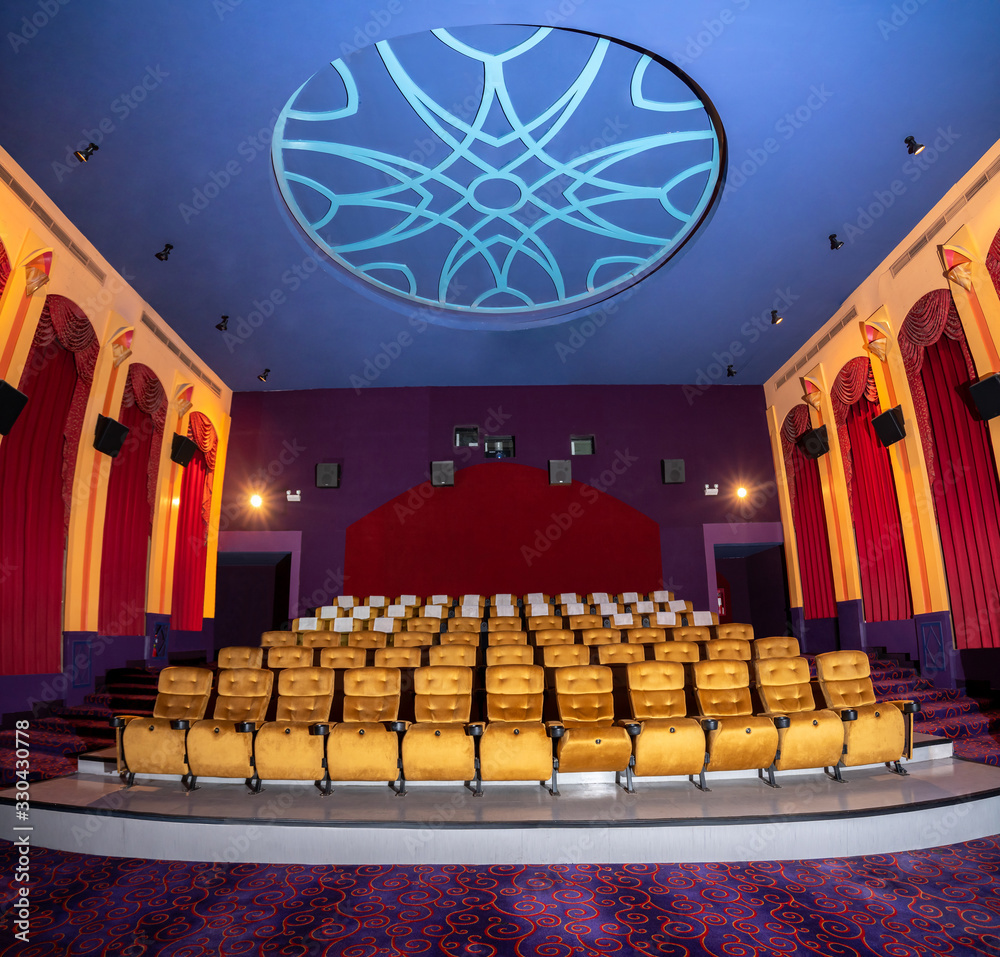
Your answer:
[904,135,925,155]
[829,233,844,250]
[258,368,270,382]
[73,143,99,163]
[771,309,783,325]
[726,365,735,378]
[215,315,229,331]
[154,243,173,261]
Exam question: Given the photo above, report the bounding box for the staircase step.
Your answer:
[0,749,76,786]
[915,712,991,739]
[953,733,1000,766]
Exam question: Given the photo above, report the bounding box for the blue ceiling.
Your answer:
[2,0,999,392]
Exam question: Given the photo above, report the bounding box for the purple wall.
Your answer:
[221,384,780,613]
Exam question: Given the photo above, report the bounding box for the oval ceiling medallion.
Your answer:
[273,25,725,328]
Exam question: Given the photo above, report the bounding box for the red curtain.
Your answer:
[987,226,1000,297]
[97,403,155,635]
[844,395,913,622]
[781,405,836,619]
[170,412,217,631]
[0,343,78,674]
[901,292,1000,649]
[0,239,9,294]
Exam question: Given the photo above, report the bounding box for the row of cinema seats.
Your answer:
[111,649,919,797]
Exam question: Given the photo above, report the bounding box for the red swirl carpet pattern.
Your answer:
[2,837,999,956]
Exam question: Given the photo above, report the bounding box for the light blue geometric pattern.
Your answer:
[273,26,724,326]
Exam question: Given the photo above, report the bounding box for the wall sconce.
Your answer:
[704,484,719,496]
[286,489,301,502]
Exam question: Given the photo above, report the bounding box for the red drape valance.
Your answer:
[831,356,879,499]
[781,404,837,619]
[187,410,218,529]
[899,290,975,486]
[0,239,9,293]
[33,295,99,530]
[987,226,1000,297]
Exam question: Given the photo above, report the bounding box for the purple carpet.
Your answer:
[2,837,999,956]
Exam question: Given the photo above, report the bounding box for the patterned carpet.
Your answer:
[1,837,999,956]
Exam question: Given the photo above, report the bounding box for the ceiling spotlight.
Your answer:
[154,243,173,261]
[258,368,270,382]
[726,365,735,378]
[904,135,925,155]
[215,315,229,331]
[250,494,263,508]
[73,143,99,163]
[771,309,783,325]
[737,486,748,499]
[829,234,844,250]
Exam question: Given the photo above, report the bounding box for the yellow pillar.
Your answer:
[940,228,1000,467]
[862,308,949,617]
[806,362,863,604]
[766,404,803,610]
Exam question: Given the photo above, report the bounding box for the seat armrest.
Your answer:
[387,721,409,733]
[771,715,790,730]
[885,699,920,715]
[235,721,255,734]
[546,722,566,739]
[465,723,484,737]
[309,723,330,736]
[700,718,719,732]
[169,719,191,731]
[620,721,642,737]
[109,715,141,729]
[836,708,858,722]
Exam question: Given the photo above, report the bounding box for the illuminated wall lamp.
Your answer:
[286,489,301,502]
[704,484,719,496]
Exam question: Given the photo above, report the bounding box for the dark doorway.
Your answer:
[715,543,791,638]
[215,552,292,650]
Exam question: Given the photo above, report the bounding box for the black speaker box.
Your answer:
[661,459,685,484]
[871,406,906,447]
[0,380,28,435]
[968,373,1000,421]
[170,433,197,467]
[431,461,454,486]
[94,414,130,458]
[549,459,572,485]
[795,425,829,459]
[316,463,340,488]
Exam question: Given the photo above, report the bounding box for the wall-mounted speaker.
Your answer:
[871,406,906,447]
[431,460,454,486]
[0,380,28,435]
[795,425,829,459]
[549,459,572,485]
[661,459,685,484]
[170,433,197,466]
[94,414,130,458]
[968,372,1000,421]
[316,463,340,488]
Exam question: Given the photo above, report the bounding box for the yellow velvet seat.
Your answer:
[549,665,637,793]
[814,650,918,775]
[568,614,603,630]
[487,617,523,631]
[446,617,482,633]
[395,630,435,647]
[690,659,779,790]
[704,638,752,661]
[318,647,367,669]
[542,644,590,669]
[477,664,553,788]
[261,630,297,647]
[348,631,388,649]
[406,618,441,633]
[752,636,800,659]
[217,646,263,669]
[115,666,213,787]
[185,668,275,791]
[375,647,424,668]
[439,632,480,646]
[625,661,706,781]
[429,644,477,667]
[669,625,712,643]
[267,646,314,670]
[301,631,339,649]
[626,627,667,644]
[486,631,527,646]
[753,656,845,784]
[528,615,563,631]
[486,645,534,666]
[326,667,405,790]
[400,666,476,791]
[713,622,755,641]
[652,641,700,663]
[580,628,621,646]
[597,644,645,665]
[254,666,335,793]
[533,629,576,647]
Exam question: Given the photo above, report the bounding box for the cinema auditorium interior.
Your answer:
[1,2,1000,954]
